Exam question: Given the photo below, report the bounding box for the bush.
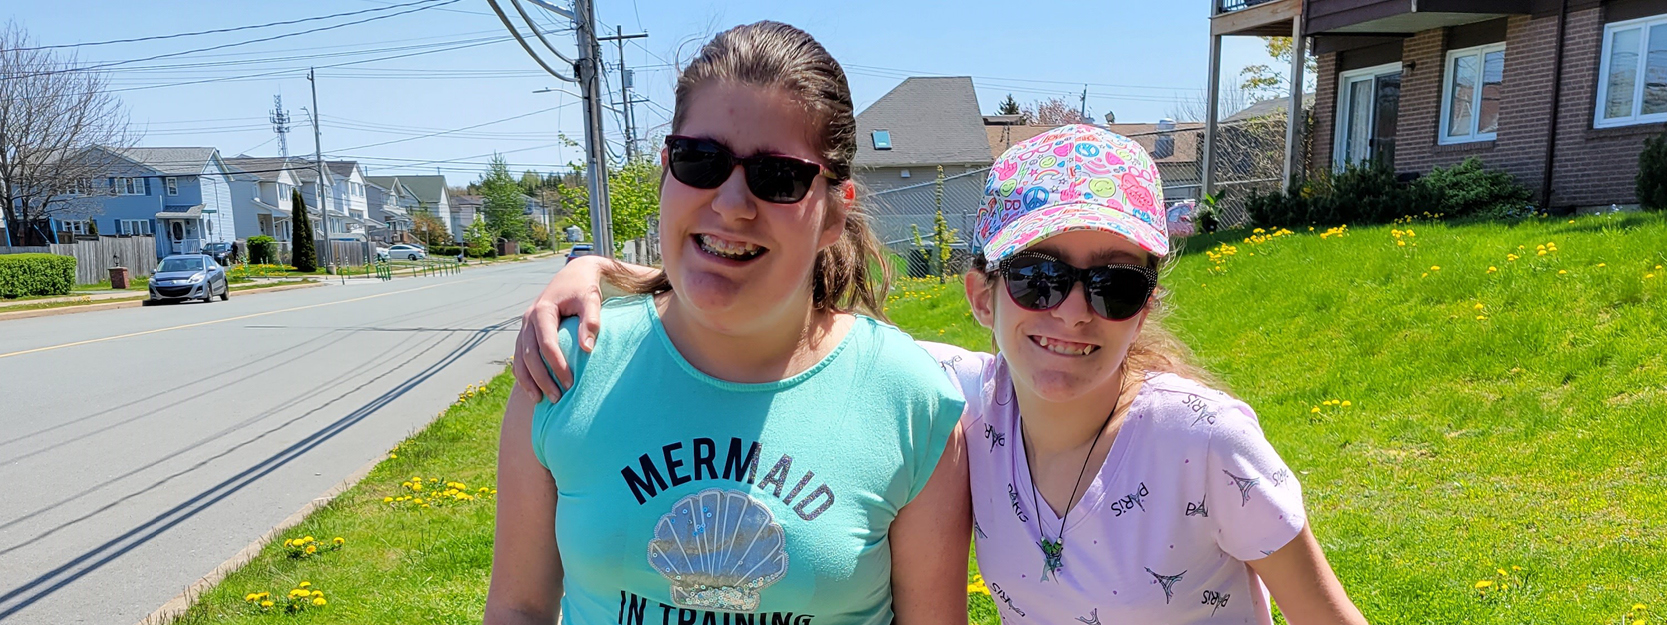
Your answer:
[1638,130,1667,211]
[430,245,463,257]
[1422,158,1534,219]
[247,235,276,265]
[0,253,76,298]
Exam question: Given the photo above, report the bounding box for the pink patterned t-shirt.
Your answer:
[919,342,1307,625]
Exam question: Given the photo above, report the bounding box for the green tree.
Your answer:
[519,170,544,196]
[562,156,662,253]
[997,93,1022,117]
[290,187,317,272]
[1638,130,1667,212]
[931,166,958,283]
[1239,36,1318,102]
[480,154,530,242]
[463,219,493,255]
[411,211,451,247]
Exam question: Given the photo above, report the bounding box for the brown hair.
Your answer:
[604,21,892,320]
[973,250,1231,395]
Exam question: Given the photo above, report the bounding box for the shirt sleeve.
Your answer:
[1204,402,1306,561]
[896,341,981,505]
[913,340,995,428]
[531,316,587,471]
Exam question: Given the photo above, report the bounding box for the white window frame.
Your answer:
[117,219,152,236]
[1333,62,1403,170]
[1595,14,1667,128]
[1438,42,1506,144]
[62,219,90,235]
[165,177,179,195]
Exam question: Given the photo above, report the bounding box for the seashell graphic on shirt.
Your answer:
[647,488,789,611]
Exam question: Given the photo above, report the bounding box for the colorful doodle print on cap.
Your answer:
[647,488,789,611]
[974,124,1169,262]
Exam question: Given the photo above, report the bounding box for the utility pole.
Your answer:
[270,95,291,159]
[1079,85,1089,123]
[308,68,335,272]
[572,0,613,256]
[598,25,648,161]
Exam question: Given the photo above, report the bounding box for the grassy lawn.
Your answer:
[168,212,1664,625]
[889,211,1667,625]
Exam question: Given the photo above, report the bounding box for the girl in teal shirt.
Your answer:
[486,22,971,625]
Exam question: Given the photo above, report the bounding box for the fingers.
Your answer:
[518,308,564,403]
[536,305,575,391]
[577,287,603,352]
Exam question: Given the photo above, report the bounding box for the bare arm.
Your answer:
[484,385,564,625]
[1248,524,1368,625]
[889,423,972,625]
[514,255,658,403]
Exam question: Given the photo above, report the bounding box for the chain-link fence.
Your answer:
[866,114,1308,249]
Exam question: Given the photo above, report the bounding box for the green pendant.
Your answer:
[1038,537,1064,581]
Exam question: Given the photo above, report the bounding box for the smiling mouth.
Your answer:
[695,233,768,262]
[1031,335,1100,357]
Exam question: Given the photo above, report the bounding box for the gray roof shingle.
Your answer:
[854,77,993,169]
[223,157,295,182]
[110,147,219,176]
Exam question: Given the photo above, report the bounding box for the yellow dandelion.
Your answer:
[1475,580,1494,589]
[1658,265,1664,270]
[312,597,327,607]
[413,498,424,504]
[304,544,317,554]
[1421,272,1429,278]
[1558,270,1568,275]
[302,536,314,543]
[1311,407,1321,414]
[260,600,275,608]
[1512,566,1522,571]
[333,537,345,545]
[1537,249,1548,256]
[245,593,260,602]
[1476,315,1487,321]
[1487,266,1497,273]
[1474,303,1485,310]
[1497,568,1508,577]
[312,590,323,598]
[1430,265,1441,271]
[1648,274,1657,279]
[1635,604,1648,611]
[1397,240,1407,247]
[383,496,393,504]
[1341,400,1352,407]
[1598,263,1607,267]
[299,581,311,588]
[389,453,397,459]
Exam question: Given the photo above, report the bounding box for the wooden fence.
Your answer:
[1,236,157,284]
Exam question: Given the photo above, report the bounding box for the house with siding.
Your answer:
[364,178,416,243]
[390,175,456,241]
[985,117,1210,203]
[225,157,306,243]
[51,146,238,258]
[853,76,995,193]
[1209,0,1667,209]
[449,194,484,237]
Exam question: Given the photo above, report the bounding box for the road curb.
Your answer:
[0,281,324,323]
[136,450,390,625]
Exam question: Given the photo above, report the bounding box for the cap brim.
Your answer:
[982,203,1170,263]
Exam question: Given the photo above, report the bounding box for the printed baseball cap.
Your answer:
[975,124,1169,263]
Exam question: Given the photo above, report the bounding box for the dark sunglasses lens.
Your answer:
[1085,267,1152,320]
[668,138,732,189]
[1004,257,1073,311]
[744,156,818,203]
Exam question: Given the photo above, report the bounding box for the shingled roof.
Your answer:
[224,157,295,182]
[854,77,993,169]
[108,147,220,176]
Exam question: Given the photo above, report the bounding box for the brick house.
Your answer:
[1208,0,1667,209]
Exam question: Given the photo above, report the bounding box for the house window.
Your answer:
[113,177,146,195]
[117,219,153,235]
[1596,14,1667,127]
[166,177,178,195]
[1334,62,1403,169]
[63,220,90,235]
[1439,43,1505,143]
[872,130,892,150]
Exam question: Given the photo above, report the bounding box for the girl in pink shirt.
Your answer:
[517,124,1367,624]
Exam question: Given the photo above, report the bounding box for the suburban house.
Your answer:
[1209,0,1665,209]
[225,156,305,244]
[449,193,484,236]
[48,146,239,258]
[364,178,416,243]
[854,76,995,193]
[388,175,455,240]
[284,159,372,240]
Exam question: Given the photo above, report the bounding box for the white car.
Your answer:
[388,244,426,260]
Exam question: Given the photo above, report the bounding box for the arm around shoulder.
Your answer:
[485,384,565,625]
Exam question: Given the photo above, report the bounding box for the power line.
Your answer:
[9,0,456,51]
[328,104,576,152]
[6,0,464,80]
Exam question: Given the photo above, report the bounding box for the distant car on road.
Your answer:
[566,243,594,261]
[388,244,426,260]
[202,242,236,266]
[375,246,391,262]
[147,254,228,304]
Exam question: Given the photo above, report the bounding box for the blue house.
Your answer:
[56,146,239,258]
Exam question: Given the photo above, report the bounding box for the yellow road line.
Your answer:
[0,280,475,360]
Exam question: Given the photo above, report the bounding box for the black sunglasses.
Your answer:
[998,252,1158,321]
[665,135,839,204]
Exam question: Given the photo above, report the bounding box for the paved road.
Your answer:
[0,258,563,624]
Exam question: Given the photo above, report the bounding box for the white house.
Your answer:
[364,178,416,243]
[225,156,305,243]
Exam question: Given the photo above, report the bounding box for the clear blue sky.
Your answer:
[7,0,1283,186]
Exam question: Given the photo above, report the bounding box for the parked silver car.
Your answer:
[147,254,229,304]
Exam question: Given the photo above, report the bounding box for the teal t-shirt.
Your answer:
[532,295,964,625]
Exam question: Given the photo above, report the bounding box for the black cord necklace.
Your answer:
[1022,377,1123,582]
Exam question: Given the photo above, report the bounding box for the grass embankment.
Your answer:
[172,212,1664,625]
[172,376,508,624]
[887,212,1667,625]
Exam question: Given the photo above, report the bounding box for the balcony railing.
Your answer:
[1216,0,1282,14]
